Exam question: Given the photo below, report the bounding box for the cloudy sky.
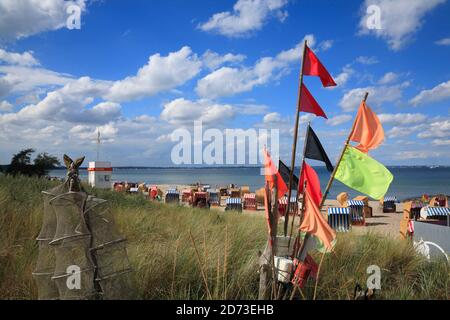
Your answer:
[0,0,449,166]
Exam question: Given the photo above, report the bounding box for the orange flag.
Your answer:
[349,101,384,153]
[263,148,288,200]
[299,191,336,250]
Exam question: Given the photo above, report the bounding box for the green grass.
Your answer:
[0,175,449,300]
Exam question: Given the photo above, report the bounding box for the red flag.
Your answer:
[303,45,336,87]
[299,162,322,206]
[299,84,327,119]
[263,148,288,200]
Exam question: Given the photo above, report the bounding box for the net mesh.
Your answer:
[33,180,131,300]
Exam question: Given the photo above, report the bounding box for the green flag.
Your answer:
[335,146,393,200]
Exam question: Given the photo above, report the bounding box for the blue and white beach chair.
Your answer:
[347,200,365,226]
[225,198,242,212]
[383,196,397,213]
[328,207,351,232]
[165,189,180,204]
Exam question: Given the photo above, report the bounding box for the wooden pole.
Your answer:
[288,122,311,248]
[284,39,308,236]
[318,92,369,209]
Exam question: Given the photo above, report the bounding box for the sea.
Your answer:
[48,166,450,201]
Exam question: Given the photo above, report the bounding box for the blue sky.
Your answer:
[0,0,449,166]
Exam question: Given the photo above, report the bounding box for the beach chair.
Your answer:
[278,196,298,217]
[181,189,192,203]
[347,200,365,226]
[165,189,180,205]
[149,185,159,200]
[207,189,220,207]
[337,192,349,206]
[230,188,241,198]
[219,186,228,205]
[383,196,397,213]
[328,207,351,232]
[243,193,257,210]
[202,185,211,192]
[225,198,242,212]
[422,207,450,225]
[353,195,372,218]
[193,191,208,208]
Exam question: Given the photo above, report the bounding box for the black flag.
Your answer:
[304,125,334,172]
[278,160,299,191]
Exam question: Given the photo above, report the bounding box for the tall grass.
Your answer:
[0,175,449,300]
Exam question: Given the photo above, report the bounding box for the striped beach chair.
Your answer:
[383,196,397,213]
[278,196,298,217]
[225,198,242,212]
[207,189,219,207]
[423,206,450,223]
[165,189,180,204]
[243,193,257,210]
[347,200,365,226]
[328,207,351,232]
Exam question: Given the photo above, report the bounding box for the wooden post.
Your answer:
[318,92,369,209]
[288,122,311,247]
[284,39,308,236]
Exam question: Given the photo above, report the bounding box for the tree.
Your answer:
[6,149,61,177]
[34,153,61,177]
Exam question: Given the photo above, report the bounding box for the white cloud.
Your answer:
[358,0,446,50]
[198,0,288,37]
[339,84,405,111]
[202,50,246,70]
[417,119,450,138]
[393,151,441,160]
[196,35,316,99]
[386,125,423,138]
[432,139,450,145]
[106,46,202,102]
[378,72,398,84]
[378,113,427,125]
[0,100,13,112]
[318,40,334,52]
[435,38,450,46]
[0,65,72,94]
[0,49,39,66]
[263,112,281,124]
[326,114,352,126]
[355,56,379,65]
[0,0,87,40]
[410,80,450,106]
[331,65,353,88]
[160,98,235,125]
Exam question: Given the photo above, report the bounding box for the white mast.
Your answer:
[96,128,101,161]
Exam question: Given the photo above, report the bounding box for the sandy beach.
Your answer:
[154,184,403,239]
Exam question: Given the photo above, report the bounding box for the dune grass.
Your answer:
[0,174,449,300]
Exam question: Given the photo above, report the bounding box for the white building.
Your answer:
[88,161,112,189]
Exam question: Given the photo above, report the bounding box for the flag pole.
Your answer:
[288,122,311,247]
[284,39,308,236]
[318,92,369,209]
